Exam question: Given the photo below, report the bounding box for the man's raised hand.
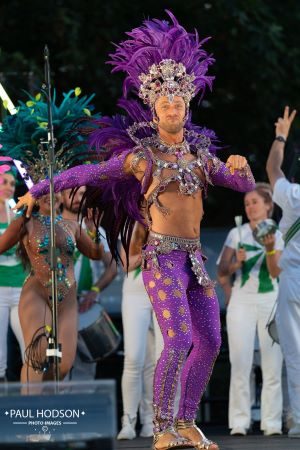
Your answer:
[226,155,248,175]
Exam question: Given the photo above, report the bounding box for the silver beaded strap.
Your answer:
[148,231,201,251]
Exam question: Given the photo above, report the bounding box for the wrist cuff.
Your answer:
[275,135,286,143]
[91,285,100,293]
[87,229,97,239]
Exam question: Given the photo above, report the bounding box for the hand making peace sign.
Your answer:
[275,106,297,139]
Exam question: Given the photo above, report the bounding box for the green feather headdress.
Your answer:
[0,88,100,183]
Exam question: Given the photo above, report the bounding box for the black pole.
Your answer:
[43,45,61,384]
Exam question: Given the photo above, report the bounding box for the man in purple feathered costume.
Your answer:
[16,10,255,450]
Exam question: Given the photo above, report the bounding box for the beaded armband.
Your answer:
[206,154,223,175]
[130,149,147,174]
[235,163,255,181]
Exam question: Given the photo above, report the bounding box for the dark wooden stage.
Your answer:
[116,428,300,449]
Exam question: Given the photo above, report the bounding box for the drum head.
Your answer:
[267,319,280,345]
[78,305,121,362]
[78,302,102,331]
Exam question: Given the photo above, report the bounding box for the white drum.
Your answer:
[78,302,121,362]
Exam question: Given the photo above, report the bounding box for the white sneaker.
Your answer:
[288,424,300,438]
[140,422,153,438]
[230,427,247,436]
[117,415,137,440]
[264,428,282,436]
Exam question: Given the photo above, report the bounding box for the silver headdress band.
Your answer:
[138,59,196,107]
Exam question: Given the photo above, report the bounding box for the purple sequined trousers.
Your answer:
[142,233,221,433]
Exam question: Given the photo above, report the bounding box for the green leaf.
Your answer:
[75,87,81,97]
[83,108,91,116]
[26,101,35,107]
[38,122,48,128]
[35,93,41,101]
[2,100,8,110]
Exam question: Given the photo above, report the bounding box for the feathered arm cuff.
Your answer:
[30,149,133,199]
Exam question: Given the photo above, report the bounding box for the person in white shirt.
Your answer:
[266,106,300,439]
[218,183,284,436]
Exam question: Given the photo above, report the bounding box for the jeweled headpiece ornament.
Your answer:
[139,59,196,105]
[0,89,100,183]
[109,10,215,109]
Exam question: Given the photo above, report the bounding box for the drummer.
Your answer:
[61,187,117,380]
[217,182,284,436]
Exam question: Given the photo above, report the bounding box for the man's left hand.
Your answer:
[226,155,248,175]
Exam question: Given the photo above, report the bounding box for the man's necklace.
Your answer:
[149,134,190,158]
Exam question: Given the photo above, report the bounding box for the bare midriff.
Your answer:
[147,186,203,238]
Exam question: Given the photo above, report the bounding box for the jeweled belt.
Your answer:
[143,231,213,288]
[147,231,201,253]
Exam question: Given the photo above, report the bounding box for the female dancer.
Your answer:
[0,88,102,382]
[218,183,283,436]
[0,192,104,382]
[118,221,163,440]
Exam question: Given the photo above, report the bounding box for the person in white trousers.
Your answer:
[117,222,163,440]
[0,166,26,381]
[61,187,117,380]
[218,183,284,436]
[266,106,300,439]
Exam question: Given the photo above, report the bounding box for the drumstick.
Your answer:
[234,215,243,248]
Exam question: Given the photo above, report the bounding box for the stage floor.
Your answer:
[116,428,300,449]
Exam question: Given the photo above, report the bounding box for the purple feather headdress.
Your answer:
[109,10,215,108]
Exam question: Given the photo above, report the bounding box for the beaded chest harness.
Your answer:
[128,124,217,220]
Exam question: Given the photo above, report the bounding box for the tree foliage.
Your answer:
[0,0,299,225]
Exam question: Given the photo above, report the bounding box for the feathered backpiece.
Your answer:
[89,98,152,159]
[89,97,218,159]
[82,99,151,263]
[0,88,100,183]
[109,10,215,108]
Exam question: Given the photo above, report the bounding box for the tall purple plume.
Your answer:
[108,10,215,101]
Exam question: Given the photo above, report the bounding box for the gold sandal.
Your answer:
[175,420,219,450]
[152,427,196,450]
